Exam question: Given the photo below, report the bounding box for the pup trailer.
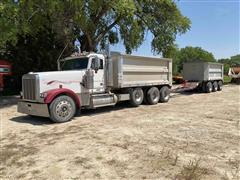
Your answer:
[18,52,172,123]
[183,62,224,93]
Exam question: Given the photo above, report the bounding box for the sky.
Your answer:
[111,0,240,59]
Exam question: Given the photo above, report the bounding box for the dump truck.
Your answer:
[18,52,172,123]
[183,62,224,93]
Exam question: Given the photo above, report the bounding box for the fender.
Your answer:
[44,88,80,108]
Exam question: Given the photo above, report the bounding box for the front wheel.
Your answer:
[49,95,76,123]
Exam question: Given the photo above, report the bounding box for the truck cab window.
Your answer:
[91,59,104,69]
[61,57,89,70]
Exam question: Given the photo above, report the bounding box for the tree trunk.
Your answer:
[79,35,96,52]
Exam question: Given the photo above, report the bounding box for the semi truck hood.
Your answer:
[32,70,86,93]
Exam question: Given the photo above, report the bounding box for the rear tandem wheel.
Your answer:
[129,88,144,107]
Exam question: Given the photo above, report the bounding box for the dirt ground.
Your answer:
[0,85,239,179]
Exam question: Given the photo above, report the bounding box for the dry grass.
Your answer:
[0,143,37,164]
[175,158,211,180]
[73,157,92,169]
[0,143,38,178]
[227,158,240,180]
[1,85,239,179]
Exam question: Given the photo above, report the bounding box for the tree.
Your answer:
[0,0,19,52]
[0,0,191,92]
[218,54,240,74]
[0,0,190,54]
[174,46,216,73]
[229,55,240,65]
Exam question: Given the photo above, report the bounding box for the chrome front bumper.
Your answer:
[18,101,50,117]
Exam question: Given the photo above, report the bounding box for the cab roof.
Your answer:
[62,52,105,61]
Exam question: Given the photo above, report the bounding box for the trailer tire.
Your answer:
[147,87,160,105]
[212,81,218,92]
[159,86,170,103]
[205,82,213,93]
[129,88,144,107]
[217,81,223,91]
[49,95,76,123]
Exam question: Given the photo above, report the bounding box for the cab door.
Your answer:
[90,57,105,93]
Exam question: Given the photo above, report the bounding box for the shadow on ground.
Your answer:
[10,101,135,125]
[0,96,19,109]
[10,115,53,125]
[170,87,202,98]
[79,101,135,117]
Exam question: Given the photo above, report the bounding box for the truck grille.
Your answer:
[22,75,37,100]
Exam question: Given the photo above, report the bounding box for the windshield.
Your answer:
[61,57,89,70]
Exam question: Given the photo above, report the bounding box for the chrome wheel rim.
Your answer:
[135,91,142,102]
[56,100,72,118]
[152,91,159,101]
[164,91,170,100]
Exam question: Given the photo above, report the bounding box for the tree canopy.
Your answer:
[171,46,216,74]
[218,54,240,74]
[0,0,191,92]
[0,0,190,54]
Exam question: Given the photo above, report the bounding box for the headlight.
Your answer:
[40,92,47,98]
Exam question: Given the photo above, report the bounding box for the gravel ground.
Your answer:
[0,85,239,179]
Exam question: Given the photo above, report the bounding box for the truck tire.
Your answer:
[205,81,213,93]
[129,88,144,107]
[159,86,170,103]
[217,81,223,91]
[147,87,160,105]
[49,95,76,123]
[212,81,218,92]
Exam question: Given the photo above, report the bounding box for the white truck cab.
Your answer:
[18,52,172,123]
[60,53,106,93]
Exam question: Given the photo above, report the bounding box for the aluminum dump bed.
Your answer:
[183,62,223,81]
[110,52,172,89]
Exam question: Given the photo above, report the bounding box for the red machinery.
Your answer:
[0,60,12,92]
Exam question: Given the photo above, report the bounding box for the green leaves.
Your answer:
[219,55,240,74]
[0,0,191,54]
[173,46,216,74]
[0,1,19,50]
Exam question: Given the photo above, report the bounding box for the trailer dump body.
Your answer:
[183,62,223,82]
[110,52,172,89]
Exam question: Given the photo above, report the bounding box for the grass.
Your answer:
[175,158,210,180]
[224,75,232,84]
